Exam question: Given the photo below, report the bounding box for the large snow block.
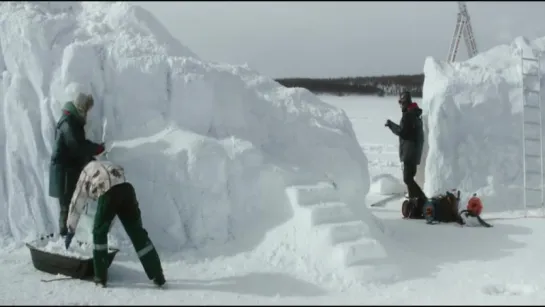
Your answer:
[0,1,371,253]
[421,36,545,212]
[25,234,119,279]
[369,174,405,195]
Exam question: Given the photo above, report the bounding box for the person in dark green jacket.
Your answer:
[48,92,106,236]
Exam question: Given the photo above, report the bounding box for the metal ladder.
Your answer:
[446,2,479,63]
[521,53,544,215]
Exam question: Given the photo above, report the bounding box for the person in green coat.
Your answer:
[48,92,106,236]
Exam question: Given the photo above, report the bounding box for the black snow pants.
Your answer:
[403,162,427,203]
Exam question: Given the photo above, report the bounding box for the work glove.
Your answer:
[65,231,75,249]
[385,119,393,128]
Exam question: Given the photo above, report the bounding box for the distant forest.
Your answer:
[275,74,424,98]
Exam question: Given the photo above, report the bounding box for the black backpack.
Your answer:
[402,190,463,224]
[425,190,463,224]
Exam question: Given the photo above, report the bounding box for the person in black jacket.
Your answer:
[48,92,105,236]
[385,91,427,205]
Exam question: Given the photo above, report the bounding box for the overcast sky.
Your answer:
[135,1,545,78]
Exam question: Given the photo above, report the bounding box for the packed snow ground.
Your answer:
[3,94,545,304]
[1,1,545,304]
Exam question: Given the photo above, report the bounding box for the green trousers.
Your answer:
[93,182,164,281]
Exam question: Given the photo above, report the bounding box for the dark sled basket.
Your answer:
[25,233,119,280]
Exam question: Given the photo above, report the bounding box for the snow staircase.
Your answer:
[285,181,384,270]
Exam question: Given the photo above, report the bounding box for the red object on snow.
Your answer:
[467,195,483,216]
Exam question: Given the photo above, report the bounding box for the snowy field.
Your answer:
[1,1,545,305]
[3,94,545,305]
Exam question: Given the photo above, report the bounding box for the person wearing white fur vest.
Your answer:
[64,160,166,288]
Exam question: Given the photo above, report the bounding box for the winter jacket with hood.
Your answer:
[48,93,103,199]
[388,101,425,165]
[66,160,127,233]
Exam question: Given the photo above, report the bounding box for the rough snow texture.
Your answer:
[422,36,545,212]
[3,94,545,304]
[369,174,405,195]
[0,2,372,255]
[30,236,94,259]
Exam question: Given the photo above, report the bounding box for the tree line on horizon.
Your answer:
[275,74,424,98]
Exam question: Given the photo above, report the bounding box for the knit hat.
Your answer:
[399,91,412,105]
[73,92,94,119]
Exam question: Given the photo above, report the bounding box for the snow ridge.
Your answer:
[0,1,375,260]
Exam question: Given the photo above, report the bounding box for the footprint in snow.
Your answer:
[482,283,538,296]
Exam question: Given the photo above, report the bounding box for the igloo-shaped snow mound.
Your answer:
[422,36,545,213]
[369,174,405,195]
[0,2,374,253]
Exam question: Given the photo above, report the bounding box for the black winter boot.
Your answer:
[94,276,107,288]
[153,272,166,287]
[59,227,68,237]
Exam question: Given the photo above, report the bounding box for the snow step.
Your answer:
[328,221,368,245]
[310,202,359,226]
[525,186,542,192]
[293,183,341,206]
[346,263,400,284]
[523,72,540,77]
[335,238,387,267]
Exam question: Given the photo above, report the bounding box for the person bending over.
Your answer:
[64,160,166,288]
